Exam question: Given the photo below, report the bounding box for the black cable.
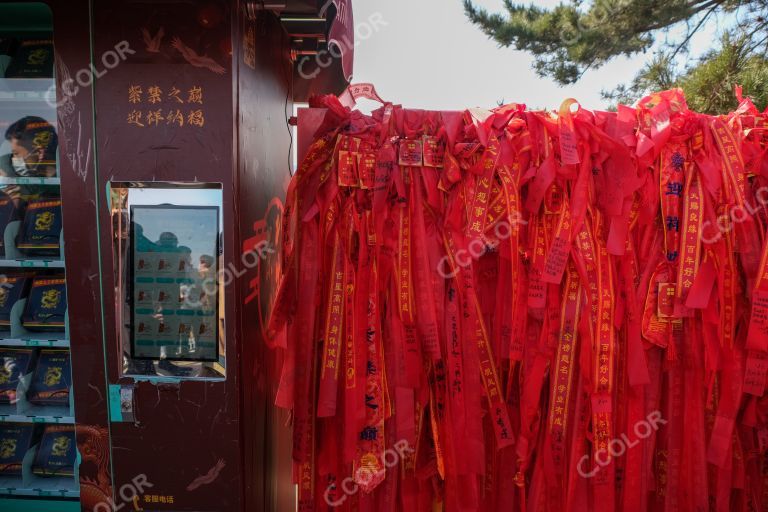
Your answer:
[283,32,294,177]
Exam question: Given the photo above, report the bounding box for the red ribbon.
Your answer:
[268,86,768,511]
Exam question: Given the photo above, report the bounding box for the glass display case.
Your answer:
[0,3,79,511]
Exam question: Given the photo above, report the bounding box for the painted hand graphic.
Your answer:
[141,27,164,53]
[171,36,226,75]
[186,458,226,491]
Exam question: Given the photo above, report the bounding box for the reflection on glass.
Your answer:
[0,9,59,223]
[1,115,57,178]
[131,206,219,366]
[1,3,58,187]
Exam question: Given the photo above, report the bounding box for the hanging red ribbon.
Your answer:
[267,85,768,512]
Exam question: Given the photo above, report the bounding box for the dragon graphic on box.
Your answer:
[77,425,113,512]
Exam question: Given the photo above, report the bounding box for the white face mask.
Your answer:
[11,156,28,175]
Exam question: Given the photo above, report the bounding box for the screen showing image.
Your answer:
[130,204,220,362]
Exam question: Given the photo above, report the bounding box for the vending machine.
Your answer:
[0,1,352,511]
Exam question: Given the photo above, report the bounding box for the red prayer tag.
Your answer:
[558,98,580,165]
[657,282,676,319]
[541,205,571,284]
[744,351,768,396]
[422,135,445,168]
[357,151,376,189]
[399,139,423,167]
[337,150,358,188]
[747,290,768,352]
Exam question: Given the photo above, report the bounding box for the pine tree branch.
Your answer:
[465,0,768,112]
[669,4,720,60]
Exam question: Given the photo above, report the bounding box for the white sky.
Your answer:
[350,0,723,112]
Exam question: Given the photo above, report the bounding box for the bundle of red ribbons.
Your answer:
[268,86,768,511]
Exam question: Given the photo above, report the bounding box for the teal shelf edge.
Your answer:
[0,258,65,268]
[0,497,80,512]
[0,413,75,424]
[0,338,69,348]
[0,177,60,186]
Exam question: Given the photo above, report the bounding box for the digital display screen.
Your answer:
[130,204,220,362]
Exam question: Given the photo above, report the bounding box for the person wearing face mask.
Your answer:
[0,116,58,203]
